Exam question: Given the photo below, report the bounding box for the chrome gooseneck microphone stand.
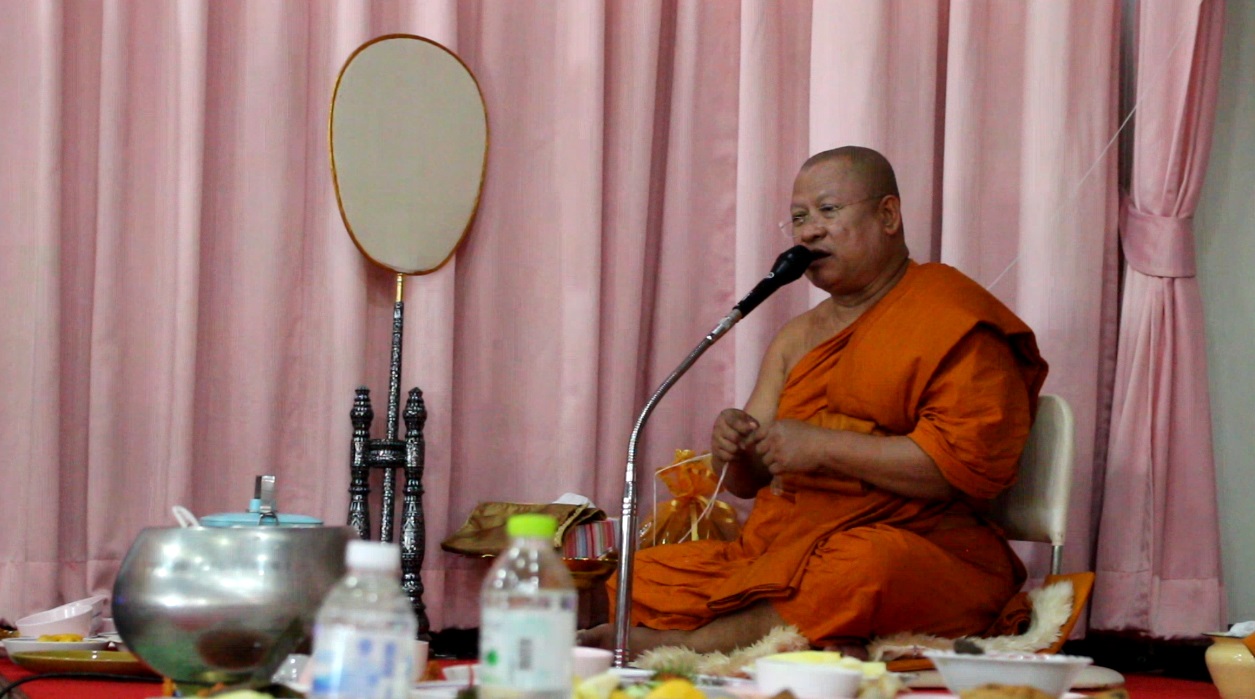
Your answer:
[612,245,817,667]
[612,311,741,667]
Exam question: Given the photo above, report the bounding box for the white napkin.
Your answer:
[1219,621,1255,637]
[553,492,595,507]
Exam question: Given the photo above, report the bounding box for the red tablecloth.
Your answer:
[0,657,470,698]
[0,656,161,699]
[0,655,1224,698]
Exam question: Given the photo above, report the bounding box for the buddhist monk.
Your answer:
[580,146,1048,658]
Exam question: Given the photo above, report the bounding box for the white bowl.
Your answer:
[923,650,1092,698]
[756,657,863,699]
[15,595,107,638]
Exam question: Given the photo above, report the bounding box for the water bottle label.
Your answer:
[479,591,576,693]
[308,624,416,699]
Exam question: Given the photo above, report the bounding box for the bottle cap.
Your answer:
[345,540,401,572]
[506,513,558,539]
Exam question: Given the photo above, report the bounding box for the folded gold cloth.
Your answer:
[440,502,606,557]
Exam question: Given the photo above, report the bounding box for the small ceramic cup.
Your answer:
[572,646,614,679]
[443,663,480,684]
[415,639,430,679]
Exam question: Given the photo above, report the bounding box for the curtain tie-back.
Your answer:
[1119,200,1197,278]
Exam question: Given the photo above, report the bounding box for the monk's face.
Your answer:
[787,159,903,297]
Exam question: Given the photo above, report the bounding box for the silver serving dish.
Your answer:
[112,525,354,689]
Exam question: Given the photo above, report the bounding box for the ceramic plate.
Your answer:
[694,681,751,699]
[8,649,159,678]
[2,636,111,654]
[608,670,749,699]
[410,674,748,699]
[609,667,654,681]
[97,632,128,651]
[412,679,470,699]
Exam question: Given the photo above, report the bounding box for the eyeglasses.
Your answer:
[778,194,887,238]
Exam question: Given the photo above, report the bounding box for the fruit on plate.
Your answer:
[574,671,623,699]
[574,672,708,699]
[645,679,705,699]
[36,633,86,642]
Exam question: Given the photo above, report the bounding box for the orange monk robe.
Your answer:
[609,262,1048,647]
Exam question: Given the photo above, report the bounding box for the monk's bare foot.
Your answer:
[822,643,869,660]
[578,602,792,658]
[577,624,700,658]
[577,624,615,650]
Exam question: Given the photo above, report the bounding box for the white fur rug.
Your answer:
[635,626,810,677]
[867,580,1074,660]
[632,579,1075,675]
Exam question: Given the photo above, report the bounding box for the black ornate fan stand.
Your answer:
[346,274,431,641]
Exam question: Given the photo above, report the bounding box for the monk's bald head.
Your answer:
[801,146,899,199]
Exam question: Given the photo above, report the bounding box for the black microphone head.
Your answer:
[732,245,820,317]
[770,245,820,284]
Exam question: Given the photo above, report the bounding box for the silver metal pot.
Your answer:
[112,525,354,689]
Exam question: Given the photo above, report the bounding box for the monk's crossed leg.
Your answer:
[771,522,1019,647]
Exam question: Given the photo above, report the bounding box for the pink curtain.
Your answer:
[1092,0,1227,636]
[0,0,1163,634]
[0,0,816,630]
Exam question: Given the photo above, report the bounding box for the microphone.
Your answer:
[733,245,819,317]
[611,243,818,667]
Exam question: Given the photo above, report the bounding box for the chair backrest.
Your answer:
[989,394,1075,575]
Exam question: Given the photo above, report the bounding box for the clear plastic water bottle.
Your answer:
[308,540,417,699]
[479,514,578,699]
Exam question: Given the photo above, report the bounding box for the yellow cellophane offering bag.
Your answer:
[638,449,741,550]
